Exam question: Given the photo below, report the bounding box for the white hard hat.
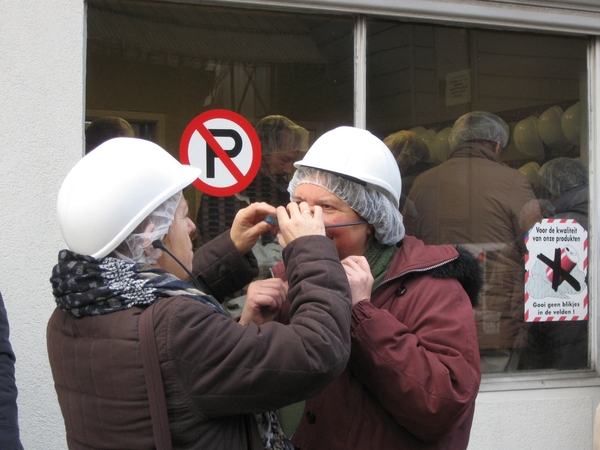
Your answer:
[420,129,437,162]
[57,137,201,258]
[538,106,572,152]
[514,117,544,160]
[561,102,581,146]
[518,161,541,185]
[294,126,402,208]
[409,126,426,136]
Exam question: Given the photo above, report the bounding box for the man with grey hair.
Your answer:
[195,115,309,247]
[403,111,541,373]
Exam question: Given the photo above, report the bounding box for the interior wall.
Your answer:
[368,23,586,138]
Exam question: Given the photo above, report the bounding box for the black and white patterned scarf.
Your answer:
[51,249,225,317]
[50,249,293,450]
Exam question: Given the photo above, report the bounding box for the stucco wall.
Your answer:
[0,1,84,448]
[0,1,599,449]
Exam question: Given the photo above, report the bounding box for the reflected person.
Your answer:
[403,111,542,372]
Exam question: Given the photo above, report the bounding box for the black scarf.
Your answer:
[51,249,225,317]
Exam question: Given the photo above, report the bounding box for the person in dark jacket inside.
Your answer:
[47,137,353,449]
[0,291,23,450]
[271,126,483,450]
[519,156,589,370]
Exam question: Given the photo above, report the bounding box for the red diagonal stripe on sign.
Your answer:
[196,123,244,181]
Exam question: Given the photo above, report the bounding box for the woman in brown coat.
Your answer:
[47,137,353,449]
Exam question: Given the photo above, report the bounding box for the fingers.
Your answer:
[342,255,371,273]
[231,202,278,253]
[233,202,276,225]
[341,256,374,306]
[239,279,288,326]
[275,202,325,244]
[248,278,288,308]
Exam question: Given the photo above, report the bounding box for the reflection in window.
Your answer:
[87,0,592,374]
[367,19,589,373]
[86,0,355,312]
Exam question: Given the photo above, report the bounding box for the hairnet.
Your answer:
[288,167,405,245]
[384,130,430,166]
[448,111,510,149]
[111,191,182,265]
[255,115,309,155]
[538,157,588,198]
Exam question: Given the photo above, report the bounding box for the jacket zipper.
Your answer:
[372,255,459,292]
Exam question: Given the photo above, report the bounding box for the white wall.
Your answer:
[0,1,84,448]
[1,1,599,449]
[472,385,600,449]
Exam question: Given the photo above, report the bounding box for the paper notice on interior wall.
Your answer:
[446,69,471,106]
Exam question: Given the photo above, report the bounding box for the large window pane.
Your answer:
[367,19,589,373]
[86,0,354,228]
[86,0,354,312]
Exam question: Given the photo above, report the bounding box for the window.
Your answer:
[367,20,589,373]
[87,0,591,374]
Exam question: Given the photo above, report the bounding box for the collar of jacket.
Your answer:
[270,236,483,307]
[448,141,502,164]
[376,236,483,307]
[554,184,588,216]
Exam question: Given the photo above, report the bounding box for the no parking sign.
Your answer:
[180,110,261,196]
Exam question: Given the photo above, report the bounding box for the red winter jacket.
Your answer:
[272,235,482,450]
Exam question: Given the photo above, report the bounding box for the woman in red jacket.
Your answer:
[273,126,483,450]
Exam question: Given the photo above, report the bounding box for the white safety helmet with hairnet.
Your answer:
[448,111,510,150]
[538,157,588,198]
[57,137,201,262]
[291,126,405,245]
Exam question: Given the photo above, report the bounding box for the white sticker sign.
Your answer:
[524,219,588,322]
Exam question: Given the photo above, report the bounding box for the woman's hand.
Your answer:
[275,202,325,248]
[239,278,289,326]
[341,255,373,305]
[230,202,277,254]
